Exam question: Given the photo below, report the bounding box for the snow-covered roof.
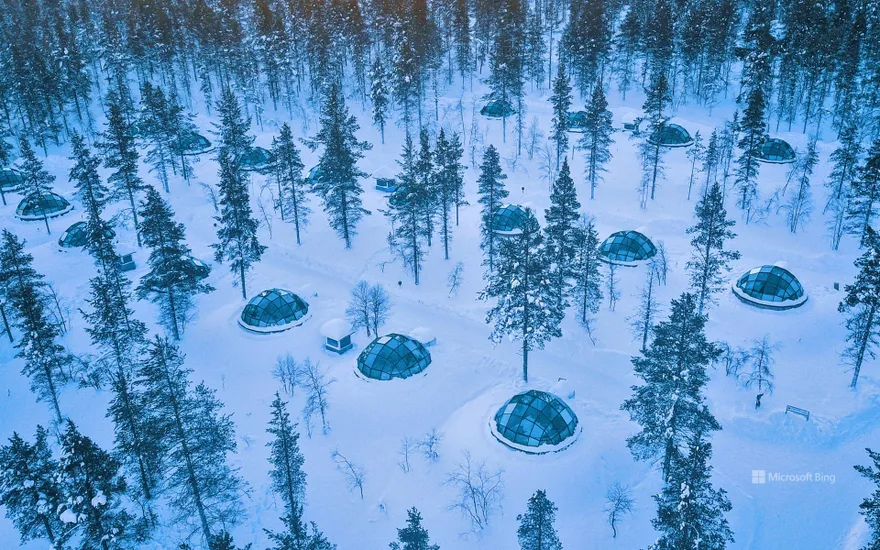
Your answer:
[408,326,436,345]
[321,318,353,340]
[372,165,396,179]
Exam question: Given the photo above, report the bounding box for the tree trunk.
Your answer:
[851,306,876,388]
[0,304,12,342]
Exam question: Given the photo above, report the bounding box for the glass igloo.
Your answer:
[491,390,580,454]
[239,146,275,171]
[647,123,694,147]
[238,289,310,333]
[481,99,515,118]
[757,138,796,164]
[15,192,73,221]
[183,255,211,280]
[0,169,24,192]
[732,265,807,309]
[567,111,588,132]
[491,204,531,235]
[307,165,323,185]
[180,133,213,156]
[599,230,657,266]
[356,333,431,381]
[58,221,116,249]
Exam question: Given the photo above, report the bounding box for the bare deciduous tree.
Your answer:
[718,342,750,378]
[302,358,333,436]
[604,482,634,538]
[650,240,669,285]
[445,451,504,531]
[332,448,366,499]
[447,262,464,297]
[368,284,391,336]
[606,263,620,312]
[525,117,543,161]
[273,353,304,396]
[346,281,391,338]
[420,428,443,463]
[398,437,416,473]
[744,335,778,401]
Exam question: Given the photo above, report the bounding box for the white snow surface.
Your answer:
[0,75,878,550]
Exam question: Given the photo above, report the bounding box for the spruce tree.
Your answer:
[387,134,431,284]
[549,59,571,168]
[649,433,733,550]
[213,148,266,300]
[580,84,614,200]
[370,57,390,144]
[640,73,671,206]
[621,293,721,480]
[516,490,563,550]
[826,123,862,250]
[17,136,58,234]
[572,217,603,338]
[214,87,254,163]
[267,393,306,521]
[0,230,45,340]
[702,131,721,198]
[686,180,740,314]
[100,89,146,245]
[56,421,135,550]
[544,159,581,310]
[307,83,371,248]
[481,212,561,382]
[854,448,880,550]
[0,427,64,546]
[389,507,440,550]
[69,133,109,217]
[138,187,214,339]
[0,133,11,206]
[434,129,466,258]
[415,129,437,247]
[478,145,509,273]
[271,123,310,244]
[848,139,880,245]
[735,87,766,223]
[139,336,245,541]
[139,83,177,194]
[839,226,880,388]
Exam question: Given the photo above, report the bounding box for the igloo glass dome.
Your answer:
[238,289,310,333]
[58,221,115,248]
[732,265,806,309]
[180,133,213,155]
[239,146,275,171]
[599,230,657,266]
[356,333,431,381]
[16,192,73,221]
[647,123,694,147]
[492,390,580,454]
[491,204,531,235]
[757,138,796,164]
[0,169,24,192]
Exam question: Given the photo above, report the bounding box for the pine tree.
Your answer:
[56,421,135,550]
[784,138,818,233]
[580,84,614,200]
[543,159,581,310]
[166,91,198,184]
[100,89,146,246]
[686,180,740,314]
[702,131,721,198]
[848,139,880,245]
[209,530,253,550]
[389,507,440,550]
[735,87,766,223]
[640,74,671,206]
[387,134,431,284]
[516,490,563,550]
[267,393,306,521]
[0,133,12,206]
[138,187,214,339]
[481,212,561,382]
[307,83,371,248]
[139,83,178,194]
[69,133,110,217]
[0,427,64,546]
[213,148,266,300]
[370,57,389,144]
[826,123,862,250]
[621,293,721,480]
[549,60,571,168]
[854,449,880,550]
[686,131,705,200]
[271,124,310,244]
[415,129,437,247]
[213,87,254,162]
[478,145,509,273]
[434,130,466,258]
[0,230,45,341]
[17,136,58,234]
[488,0,526,146]
[139,336,245,541]
[649,433,733,550]
[572,217,603,339]
[839,227,880,388]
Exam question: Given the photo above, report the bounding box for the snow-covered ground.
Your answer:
[1,76,877,549]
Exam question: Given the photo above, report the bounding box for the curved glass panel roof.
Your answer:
[493,390,579,451]
[181,133,212,155]
[357,333,431,381]
[491,204,531,234]
[568,111,588,130]
[600,230,657,264]
[480,99,515,118]
[307,165,323,184]
[239,146,275,169]
[16,192,72,220]
[183,255,211,279]
[58,221,115,248]
[757,138,796,163]
[648,123,693,147]
[734,265,805,307]
[239,288,309,332]
[0,169,24,191]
